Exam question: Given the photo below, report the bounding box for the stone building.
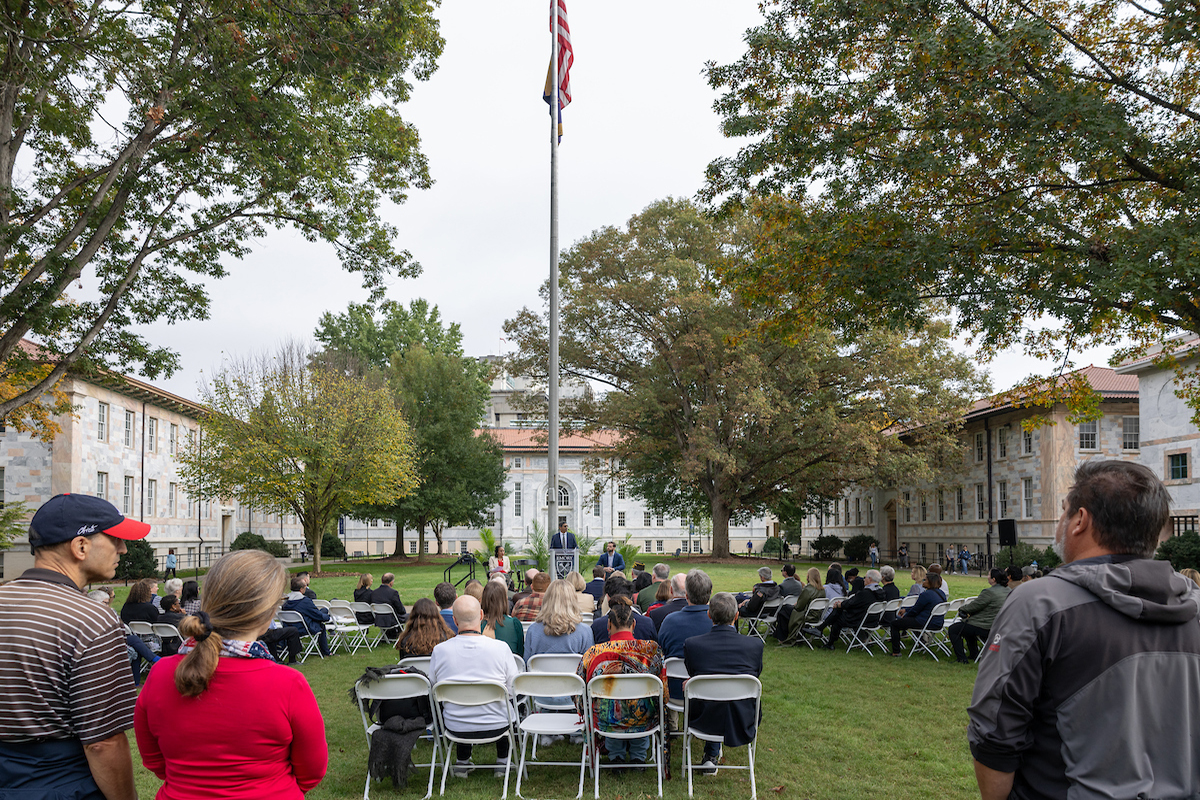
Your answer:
[801,366,1141,564]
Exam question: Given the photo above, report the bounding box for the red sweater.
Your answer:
[134,655,328,799]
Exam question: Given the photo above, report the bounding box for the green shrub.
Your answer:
[812,533,843,559]
[116,539,159,579]
[994,543,1045,569]
[844,533,878,562]
[762,537,786,555]
[321,531,346,560]
[231,531,268,551]
[1039,545,1062,570]
[1157,531,1200,572]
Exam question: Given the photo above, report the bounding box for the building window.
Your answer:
[645,540,653,552]
[920,494,927,522]
[545,484,569,508]
[146,480,156,517]
[423,540,430,554]
[168,482,177,516]
[409,540,417,554]
[903,492,911,523]
[460,541,469,554]
[592,487,601,517]
[975,431,985,462]
[843,498,850,525]
[1023,428,1033,455]
[937,490,945,522]
[656,540,664,553]
[976,484,985,520]
[956,487,965,520]
[867,498,874,525]
[1123,417,1140,450]
[1078,420,1098,450]
[617,483,626,500]
[97,402,108,441]
[512,457,523,468]
[998,481,1008,518]
[97,472,108,500]
[1170,453,1189,481]
[1023,477,1034,518]
[169,423,178,455]
[644,511,652,526]
[124,410,134,447]
[122,476,134,515]
[486,511,496,526]
[855,497,862,525]
[834,503,840,526]
[617,511,626,527]
[656,513,664,526]
[513,484,522,517]
[998,428,1008,459]
[147,417,157,451]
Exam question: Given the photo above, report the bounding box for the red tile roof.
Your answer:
[966,365,1137,420]
[481,427,620,453]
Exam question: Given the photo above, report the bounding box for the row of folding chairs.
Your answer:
[276,601,405,662]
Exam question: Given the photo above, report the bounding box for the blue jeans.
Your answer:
[605,735,649,762]
[960,558,970,574]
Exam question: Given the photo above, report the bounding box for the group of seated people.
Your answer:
[376,564,763,777]
[91,577,203,684]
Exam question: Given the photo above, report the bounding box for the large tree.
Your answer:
[704,0,1200,407]
[177,343,419,573]
[316,300,506,559]
[505,199,986,557]
[0,0,442,422]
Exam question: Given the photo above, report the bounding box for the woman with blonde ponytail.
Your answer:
[133,550,328,798]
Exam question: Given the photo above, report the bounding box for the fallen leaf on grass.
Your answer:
[771,785,786,793]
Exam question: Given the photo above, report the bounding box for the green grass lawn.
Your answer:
[125,560,991,799]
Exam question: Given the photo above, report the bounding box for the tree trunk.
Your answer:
[392,521,408,558]
[433,521,444,555]
[710,497,731,558]
[308,524,323,574]
[416,519,426,564]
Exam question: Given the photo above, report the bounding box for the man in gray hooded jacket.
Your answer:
[968,460,1200,800]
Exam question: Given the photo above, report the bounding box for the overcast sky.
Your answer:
[137,0,1117,402]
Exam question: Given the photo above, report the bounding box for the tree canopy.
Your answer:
[177,343,419,573]
[504,199,986,557]
[0,0,443,420]
[704,0,1200,404]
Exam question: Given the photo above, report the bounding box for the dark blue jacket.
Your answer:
[906,588,946,627]
[683,625,764,747]
[281,594,329,634]
[597,551,625,572]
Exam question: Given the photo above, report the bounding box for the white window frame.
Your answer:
[97,402,108,441]
[1022,428,1034,455]
[855,497,862,525]
[147,417,157,452]
[169,423,178,456]
[124,410,134,447]
[998,427,1008,459]
[956,487,965,520]
[976,484,985,520]
[96,471,108,500]
[644,510,652,527]
[617,511,626,527]
[513,483,522,517]
[937,490,945,522]
[146,479,156,517]
[122,476,133,515]
[998,480,1008,518]
[513,457,523,468]
[168,482,177,516]
[656,540,663,553]
[974,431,985,462]
[1023,477,1034,518]
[1123,417,1140,450]
[1078,420,1098,450]
[903,492,911,523]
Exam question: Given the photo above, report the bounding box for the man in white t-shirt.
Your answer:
[430,595,520,777]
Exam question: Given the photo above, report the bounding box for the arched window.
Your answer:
[545,484,570,508]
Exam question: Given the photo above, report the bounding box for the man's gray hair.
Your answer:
[671,573,687,598]
[709,592,738,626]
[865,569,881,584]
[757,566,772,582]
[653,563,669,580]
[685,568,713,605]
[880,565,895,582]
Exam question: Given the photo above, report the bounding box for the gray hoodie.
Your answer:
[968,556,1200,800]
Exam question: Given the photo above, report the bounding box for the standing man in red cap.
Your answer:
[0,493,151,800]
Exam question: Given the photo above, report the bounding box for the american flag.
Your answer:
[543,0,573,139]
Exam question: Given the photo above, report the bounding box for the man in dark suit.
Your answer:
[370,572,407,640]
[584,565,606,609]
[550,521,577,550]
[683,592,764,775]
[820,569,886,650]
[596,541,625,575]
[648,573,688,629]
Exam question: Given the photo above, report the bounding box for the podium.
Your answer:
[550,548,578,580]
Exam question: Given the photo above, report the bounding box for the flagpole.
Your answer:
[547,0,560,542]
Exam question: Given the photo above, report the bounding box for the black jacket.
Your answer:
[371,584,407,624]
[839,583,886,630]
[683,625,764,747]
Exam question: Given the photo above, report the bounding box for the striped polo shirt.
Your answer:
[0,568,137,744]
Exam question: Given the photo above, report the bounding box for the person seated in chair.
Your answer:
[888,572,944,657]
[738,567,780,618]
[820,569,886,651]
[371,572,407,640]
[281,575,332,656]
[682,592,764,775]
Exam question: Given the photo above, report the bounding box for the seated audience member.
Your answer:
[158,595,185,627]
[121,578,161,625]
[597,541,626,575]
[158,578,183,611]
[181,579,201,615]
[889,572,945,656]
[637,564,670,613]
[648,574,688,628]
[370,572,407,640]
[481,580,524,656]
[906,565,928,597]
[658,569,714,702]
[950,568,1012,663]
[576,601,666,766]
[879,565,902,624]
[683,592,764,774]
[1005,565,1024,586]
[739,567,780,617]
[778,564,803,597]
[488,546,510,579]
[297,571,317,599]
[820,569,886,650]
[825,566,847,600]
[584,566,606,608]
[1181,568,1200,588]
[513,572,551,622]
[565,571,596,615]
[844,568,864,594]
[591,577,658,644]
[259,618,303,665]
[430,596,521,777]
[281,575,332,657]
[526,580,595,661]
[1021,565,1041,583]
[434,582,459,633]
[353,573,376,625]
[631,570,653,602]
[928,563,949,599]
[464,579,485,602]
[509,568,540,610]
[134,550,328,797]
[777,568,824,642]
[395,598,453,659]
[647,580,672,613]
[89,589,160,684]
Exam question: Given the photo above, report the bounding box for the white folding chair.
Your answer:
[276,609,323,662]
[792,598,828,649]
[355,673,439,800]
[682,675,762,800]
[768,597,797,639]
[900,595,919,610]
[399,655,432,673]
[432,680,518,798]
[152,623,182,654]
[521,619,536,636]
[370,603,402,648]
[580,612,593,625]
[513,654,527,674]
[512,673,589,799]
[586,673,665,798]
[312,599,332,610]
[527,653,583,674]
[741,596,783,641]
[664,657,689,737]
[328,602,370,653]
[907,602,952,660]
[845,602,886,656]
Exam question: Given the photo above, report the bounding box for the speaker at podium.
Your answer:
[998,518,1017,548]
